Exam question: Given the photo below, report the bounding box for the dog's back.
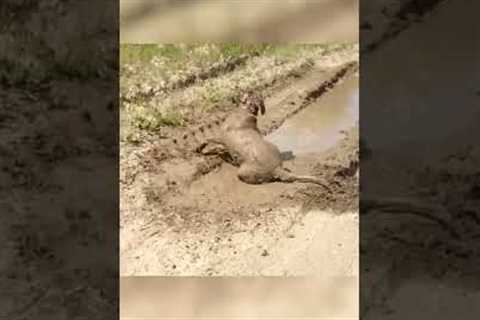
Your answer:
[223,126,282,172]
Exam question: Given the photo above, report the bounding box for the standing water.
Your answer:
[266,76,359,155]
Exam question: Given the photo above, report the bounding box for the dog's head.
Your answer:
[239,91,265,116]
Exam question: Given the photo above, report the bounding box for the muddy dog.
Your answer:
[199,91,331,188]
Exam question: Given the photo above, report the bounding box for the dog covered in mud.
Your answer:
[199,91,331,188]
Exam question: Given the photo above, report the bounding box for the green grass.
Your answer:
[120,44,186,65]
[120,43,350,70]
[127,104,183,131]
[119,43,322,71]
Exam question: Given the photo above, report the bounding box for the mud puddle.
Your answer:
[266,76,358,156]
[173,75,359,211]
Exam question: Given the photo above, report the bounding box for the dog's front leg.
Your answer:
[196,137,227,155]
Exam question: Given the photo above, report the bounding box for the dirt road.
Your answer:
[120,48,359,276]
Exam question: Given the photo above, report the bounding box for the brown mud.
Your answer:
[120,58,360,276]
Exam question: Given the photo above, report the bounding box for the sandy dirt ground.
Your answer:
[120,49,360,276]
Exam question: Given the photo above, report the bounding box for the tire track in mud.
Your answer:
[259,61,358,135]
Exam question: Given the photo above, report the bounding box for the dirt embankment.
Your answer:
[120,48,359,276]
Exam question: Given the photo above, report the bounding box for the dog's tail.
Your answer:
[273,168,331,192]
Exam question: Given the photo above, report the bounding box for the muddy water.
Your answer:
[266,76,358,155]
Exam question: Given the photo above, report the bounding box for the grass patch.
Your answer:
[120,43,270,73]
[120,43,350,79]
[120,43,333,69]
[120,44,186,65]
[128,104,183,131]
